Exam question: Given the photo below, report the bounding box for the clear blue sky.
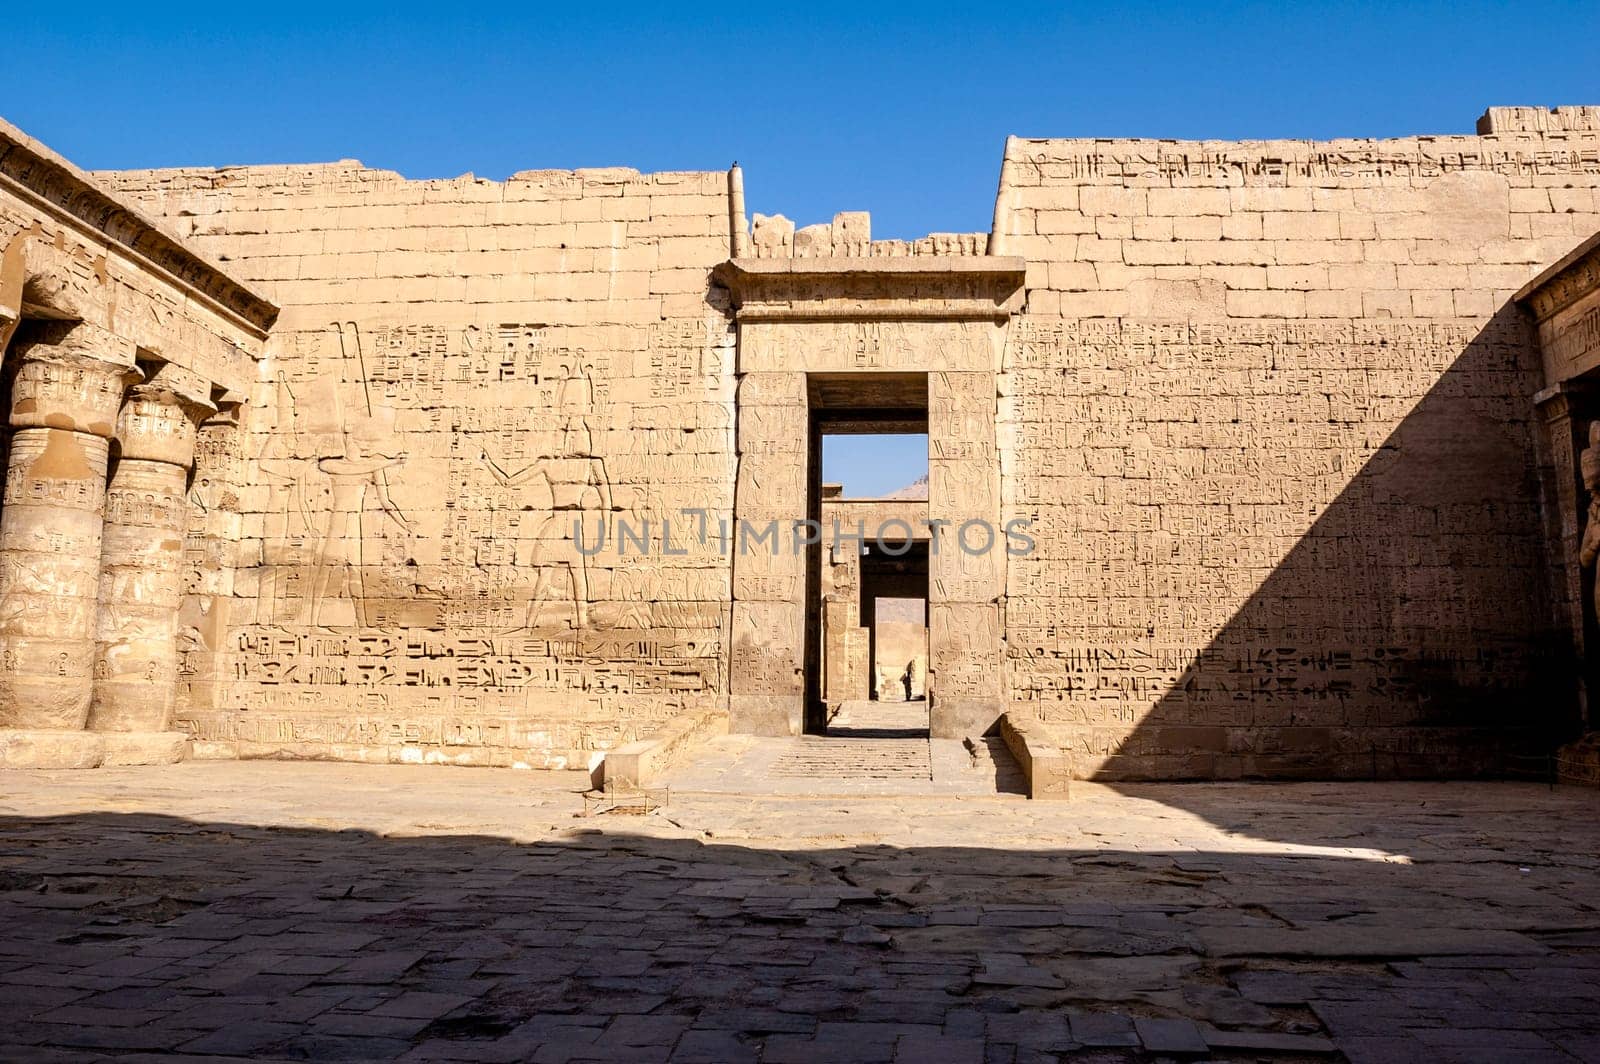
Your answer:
[6,3,1598,240]
[824,435,927,498]
[5,5,1594,496]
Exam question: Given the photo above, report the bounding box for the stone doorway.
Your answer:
[824,541,931,742]
[720,254,1023,748]
[861,545,929,711]
[805,373,929,736]
[727,348,1011,743]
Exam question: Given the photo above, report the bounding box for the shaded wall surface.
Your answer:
[101,111,1600,777]
[993,125,1600,776]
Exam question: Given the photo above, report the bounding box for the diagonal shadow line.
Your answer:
[1025,306,1584,786]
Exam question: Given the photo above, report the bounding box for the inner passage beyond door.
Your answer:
[808,372,929,736]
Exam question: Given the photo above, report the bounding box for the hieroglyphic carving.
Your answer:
[1002,314,1553,771]
[223,312,735,756]
[1004,135,1600,184]
[742,320,1001,373]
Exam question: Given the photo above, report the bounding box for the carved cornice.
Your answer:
[0,117,278,337]
[1516,230,1600,324]
[712,256,1027,322]
[1534,378,1596,420]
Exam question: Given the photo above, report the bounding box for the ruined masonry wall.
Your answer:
[99,162,736,769]
[996,130,1600,777]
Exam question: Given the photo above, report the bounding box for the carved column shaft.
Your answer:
[1536,384,1593,731]
[91,370,213,739]
[0,326,135,732]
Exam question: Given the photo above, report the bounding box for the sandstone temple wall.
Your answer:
[98,161,737,769]
[993,127,1600,777]
[92,110,1600,779]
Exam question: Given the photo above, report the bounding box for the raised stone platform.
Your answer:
[0,729,106,769]
[998,711,1072,800]
[601,707,728,788]
[664,709,1028,798]
[100,731,189,767]
[0,729,188,769]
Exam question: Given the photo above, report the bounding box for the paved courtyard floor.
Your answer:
[0,762,1598,1062]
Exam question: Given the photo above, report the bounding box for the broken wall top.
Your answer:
[96,159,731,207]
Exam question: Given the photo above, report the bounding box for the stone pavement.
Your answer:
[0,763,1598,1062]
[829,700,933,738]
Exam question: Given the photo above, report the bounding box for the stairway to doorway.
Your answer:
[664,700,1027,798]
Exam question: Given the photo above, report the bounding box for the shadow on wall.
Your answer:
[0,796,1597,1058]
[1080,305,1580,782]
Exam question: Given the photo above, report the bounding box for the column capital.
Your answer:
[132,360,213,409]
[11,319,136,368]
[8,322,139,439]
[117,372,217,468]
[1535,379,1595,422]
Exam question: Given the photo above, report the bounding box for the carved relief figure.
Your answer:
[478,360,613,631]
[311,429,414,625]
[306,322,416,627]
[1578,423,1600,624]
[254,370,317,623]
[512,356,612,630]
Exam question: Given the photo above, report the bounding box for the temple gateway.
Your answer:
[5,105,1600,786]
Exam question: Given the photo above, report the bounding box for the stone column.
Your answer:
[177,403,244,719]
[1536,381,1594,730]
[0,323,137,769]
[90,365,215,765]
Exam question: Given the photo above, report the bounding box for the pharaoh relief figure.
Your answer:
[490,354,613,631]
[311,423,413,626]
[1580,423,1600,623]
[308,322,415,627]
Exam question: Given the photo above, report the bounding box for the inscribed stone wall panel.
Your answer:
[1001,314,1558,777]
[109,163,737,768]
[994,131,1600,776]
[100,123,1600,776]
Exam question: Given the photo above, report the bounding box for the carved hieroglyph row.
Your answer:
[199,314,736,760]
[1002,313,1554,774]
[1002,133,1600,182]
